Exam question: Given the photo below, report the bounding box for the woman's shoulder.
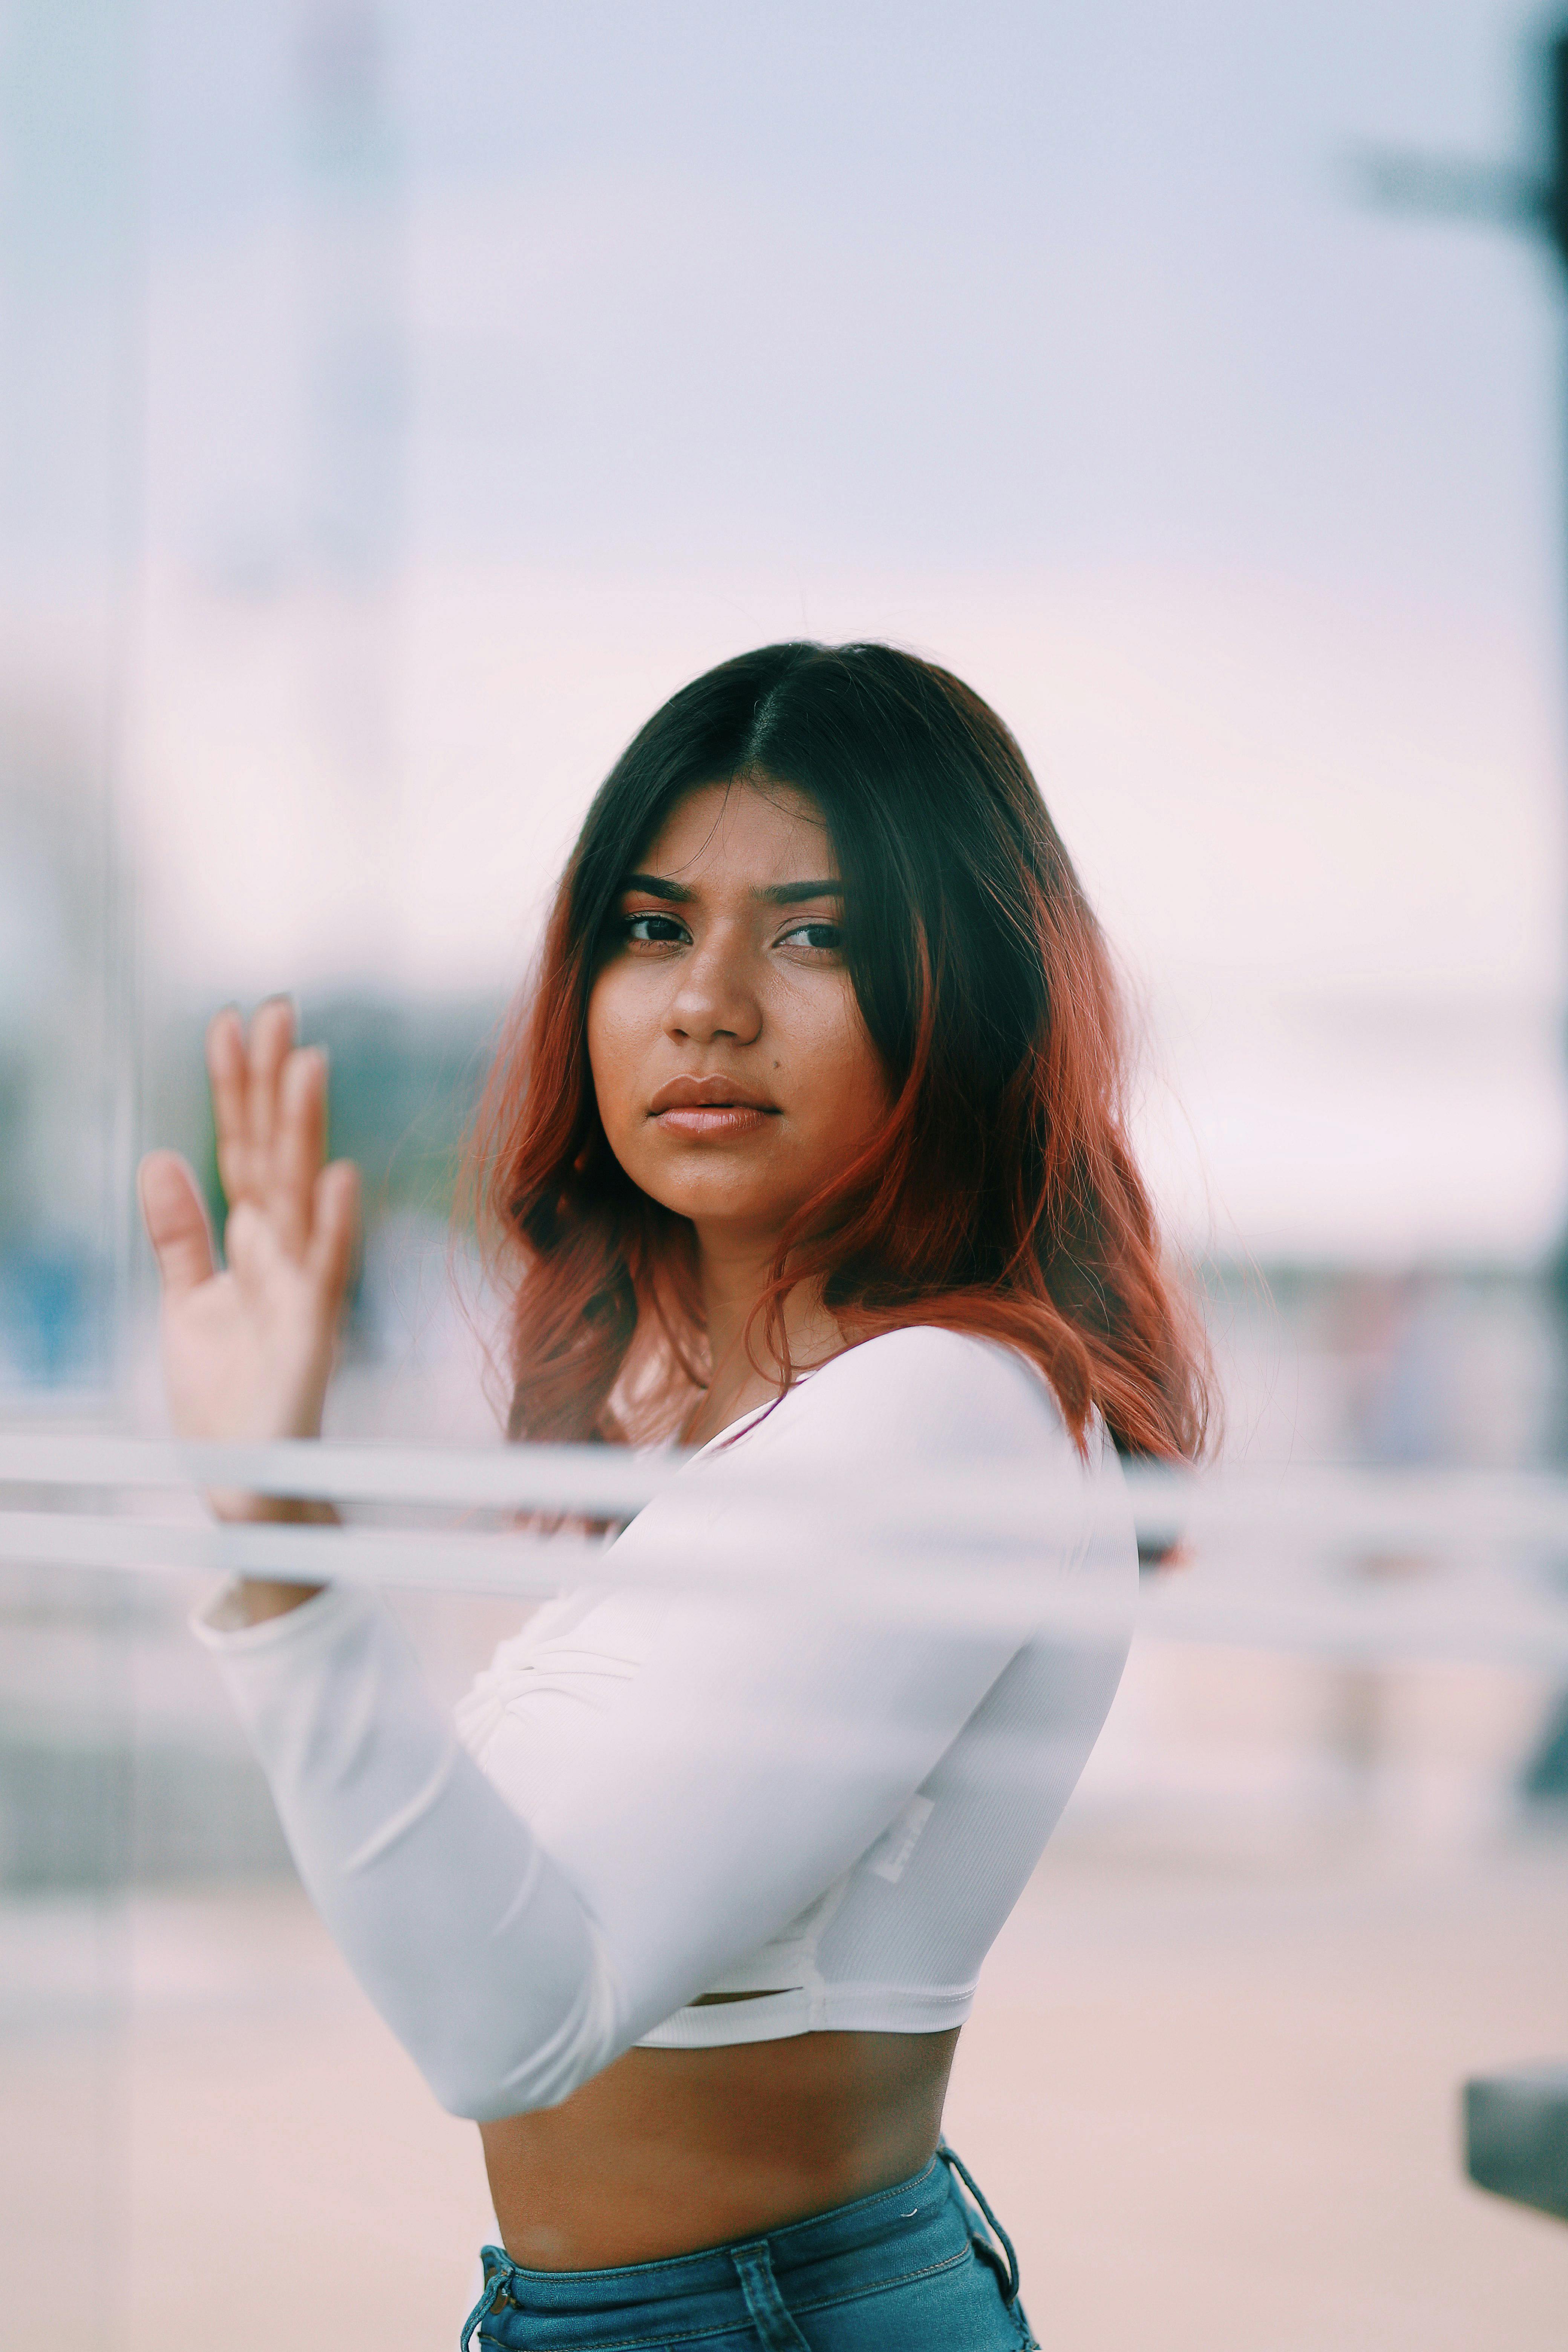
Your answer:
[746,1324,1085,1471]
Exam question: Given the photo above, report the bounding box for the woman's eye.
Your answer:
[623,912,688,945]
[780,921,843,953]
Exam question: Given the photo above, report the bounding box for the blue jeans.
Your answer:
[460,2144,1038,2350]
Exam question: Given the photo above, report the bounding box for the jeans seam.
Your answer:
[730,2241,812,2352]
[786,2241,973,2313]
[481,2323,761,2352]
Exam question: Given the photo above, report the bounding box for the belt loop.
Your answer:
[459,2245,516,2352]
[937,2140,1023,2308]
[729,2239,812,2351]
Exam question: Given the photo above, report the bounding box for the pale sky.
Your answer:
[17,0,1568,1261]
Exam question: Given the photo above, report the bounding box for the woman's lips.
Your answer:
[654,1103,775,1139]
[648,1076,779,1137]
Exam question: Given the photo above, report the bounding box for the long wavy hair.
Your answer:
[467,641,1210,1461]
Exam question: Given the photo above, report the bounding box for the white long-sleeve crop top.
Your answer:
[195,1326,1138,2122]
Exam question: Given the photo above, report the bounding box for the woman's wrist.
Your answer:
[204,1493,340,1626]
[206,1576,326,1629]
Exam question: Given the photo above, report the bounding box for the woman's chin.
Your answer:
[641,1175,803,1241]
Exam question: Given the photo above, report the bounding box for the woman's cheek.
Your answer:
[824,999,889,1143]
[586,982,637,1139]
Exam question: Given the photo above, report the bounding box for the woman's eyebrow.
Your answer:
[755,880,844,905]
[619,875,843,906]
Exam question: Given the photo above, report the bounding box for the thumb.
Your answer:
[138,1151,218,1297]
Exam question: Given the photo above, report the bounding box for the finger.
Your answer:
[270,1046,326,1257]
[247,996,295,1173]
[221,1196,286,1305]
[307,1160,360,1300]
[217,1204,270,1317]
[138,1151,217,1298]
[206,1007,251,1207]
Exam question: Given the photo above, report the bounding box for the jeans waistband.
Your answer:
[461,2144,1020,2346]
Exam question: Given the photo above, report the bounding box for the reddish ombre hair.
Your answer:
[468,642,1210,1461]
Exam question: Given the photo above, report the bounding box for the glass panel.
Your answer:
[3,5,1568,2346]
[0,1,141,2340]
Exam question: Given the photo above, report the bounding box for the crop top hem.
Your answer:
[636,1980,978,2049]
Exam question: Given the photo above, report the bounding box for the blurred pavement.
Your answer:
[3,1793,1564,2350]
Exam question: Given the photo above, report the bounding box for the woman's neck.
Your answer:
[686,1227,843,1447]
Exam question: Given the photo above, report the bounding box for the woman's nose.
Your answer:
[664,928,762,1045]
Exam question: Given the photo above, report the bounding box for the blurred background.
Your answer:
[3,2,1568,2345]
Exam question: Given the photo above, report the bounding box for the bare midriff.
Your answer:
[478,2025,962,2270]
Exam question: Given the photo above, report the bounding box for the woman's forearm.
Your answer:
[195,1584,618,2116]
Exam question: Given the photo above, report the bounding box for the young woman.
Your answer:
[139,641,1207,2350]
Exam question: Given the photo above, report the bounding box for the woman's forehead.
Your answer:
[638,778,835,880]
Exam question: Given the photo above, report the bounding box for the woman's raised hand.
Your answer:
[138,1000,360,1467]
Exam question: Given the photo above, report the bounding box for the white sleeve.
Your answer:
[193,1586,619,2118]
[195,1328,1106,2120]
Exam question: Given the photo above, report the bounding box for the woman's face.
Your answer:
[587,780,890,1253]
